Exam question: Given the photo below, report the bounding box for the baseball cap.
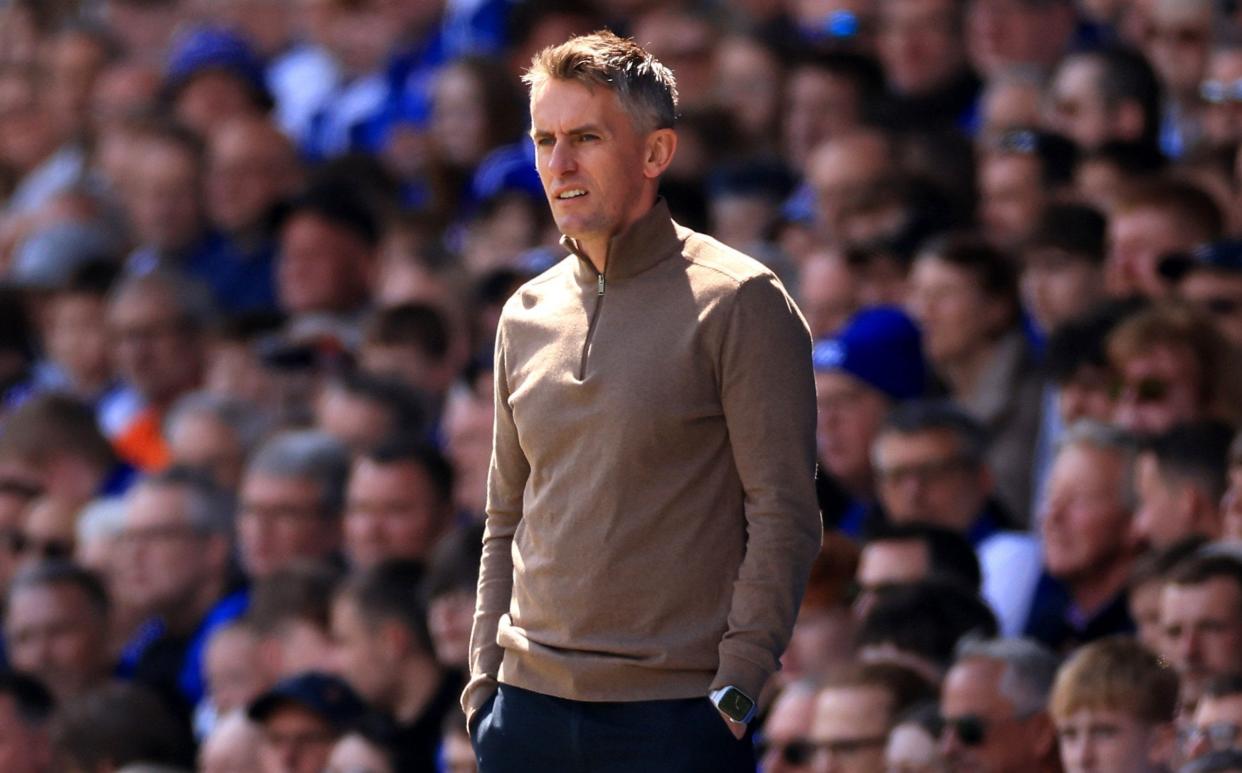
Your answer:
[164,26,273,109]
[1157,240,1242,282]
[812,306,926,402]
[247,672,368,732]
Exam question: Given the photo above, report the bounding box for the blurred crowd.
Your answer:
[0,0,1241,771]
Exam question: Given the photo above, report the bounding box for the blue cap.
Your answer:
[812,306,926,402]
[1158,240,1242,281]
[165,26,272,108]
[247,672,367,732]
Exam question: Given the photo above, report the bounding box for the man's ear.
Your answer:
[1030,712,1058,760]
[642,128,677,180]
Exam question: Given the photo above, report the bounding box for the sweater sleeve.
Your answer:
[711,273,823,702]
[461,319,528,722]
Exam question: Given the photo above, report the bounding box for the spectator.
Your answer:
[1129,536,1212,652]
[805,130,895,247]
[247,672,367,773]
[162,26,273,139]
[1200,44,1242,151]
[799,250,859,340]
[1046,46,1164,153]
[323,723,398,773]
[1140,0,1213,157]
[1105,179,1223,298]
[49,682,196,772]
[977,129,1077,250]
[877,0,979,132]
[201,115,302,314]
[964,0,1077,79]
[1049,636,1179,773]
[757,681,818,773]
[237,431,349,580]
[1107,302,1234,437]
[163,391,268,492]
[1073,140,1167,214]
[784,56,886,171]
[857,580,999,683]
[438,708,477,773]
[424,523,484,672]
[854,523,982,616]
[114,467,242,710]
[780,534,859,690]
[1133,422,1233,551]
[39,261,119,403]
[103,271,211,471]
[906,237,1043,522]
[0,669,55,773]
[198,710,262,773]
[1224,433,1242,542]
[1027,421,1140,651]
[440,376,494,521]
[808,663,936,773]
[4,560,112,702]
[358,302,458,408]
[315,371,430,453]
[202,621,267,722]
[1185,675,1242,762]
[245,563,339,684]
[1019,204,1107,338]
[330,560,457,772]
[939,637,1062,773]
[811,306,926,534]
[870,401,1042,634]
[1161,240,1242,348]
[1159,553,1242,707]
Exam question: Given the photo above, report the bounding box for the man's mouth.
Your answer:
[557,189,587,200]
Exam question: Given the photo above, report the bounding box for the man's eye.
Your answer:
[578,134,599,142]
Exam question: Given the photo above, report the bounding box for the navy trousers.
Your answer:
[471,684,756,772]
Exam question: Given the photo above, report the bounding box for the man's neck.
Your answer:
[165,575,225,635]
[393,654,444,725]
[940,338,1000,398]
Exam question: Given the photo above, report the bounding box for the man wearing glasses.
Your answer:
[939,637,1062,772]
[807,664,935,773]
[1185,675,1242,763]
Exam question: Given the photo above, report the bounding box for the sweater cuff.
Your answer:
[710,652,772,704]
[460,673,499,727]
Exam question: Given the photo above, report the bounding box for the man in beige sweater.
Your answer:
[464,31,822,771]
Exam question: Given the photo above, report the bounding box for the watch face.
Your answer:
[720,688,754,722]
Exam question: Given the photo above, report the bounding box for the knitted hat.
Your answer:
[812,306,926,402]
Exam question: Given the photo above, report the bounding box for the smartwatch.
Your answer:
[710,685,757,725]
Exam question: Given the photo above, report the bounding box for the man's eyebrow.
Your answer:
[530,124,606,139]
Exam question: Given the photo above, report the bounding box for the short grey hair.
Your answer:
[523,30,679,132]
[954,636,1060,718]
[245,430,350,519]
[133,467,233,536]
[1057,420,1139,511]
[163,391,269,455]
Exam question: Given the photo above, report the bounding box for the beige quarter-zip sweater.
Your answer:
[463,200,822,720]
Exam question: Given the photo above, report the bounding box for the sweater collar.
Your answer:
[563,198,682,283]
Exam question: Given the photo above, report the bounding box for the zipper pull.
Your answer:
[597,274,606,296]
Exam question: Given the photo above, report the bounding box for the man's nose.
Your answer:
[548,140,576,175]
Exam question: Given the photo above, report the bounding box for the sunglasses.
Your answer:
[942,714,989,747]
[1181,721,1242,753]
[757,738,816,766]
[1112,377,1171,404]
[1201,79,1242,105]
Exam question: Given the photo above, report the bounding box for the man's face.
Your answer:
[115,483,214,617]
[907,255,1005,367]
[783,70,864,169]
[1020,248,1101,335]
[4,583,106,701]
[1130,578,1166,653]
[167,412,247,491]
[529,78,659,257]
[810,685,892,773]
[124,138,204,252]
[941,658,1047,772]
[315,388,392,455]
[855,539,929,617]
[1179,270,1242,349]
[1187,693,1242,760]
[1132,452,1196,551]
[1055,707,1163,773]
[0,694,50,773]
[815,371,888,491]
[1111,345,1204,437]
[1105,207,1185,298]
[979,153,1044,249]
[800,253,858,339]
[278,213,373,315]
[1057,365,1115,426]
[1161,578,1242,702]
[878,0,963,97]
[759,687,817,773]
[1143,1,1212,96]
[258,704,338,773]
[966,0,1067,77]
[345,458,448,569]
[45,292,110,390]
[873,429,987,532]
[238,472,335,579]
[1040,443,1133,584]
[329,596,395,709]
[108,288,201,404]
[205,628,266,715]
[1047,57,1113,150]
[1201,49,1242,149]
[206,118,299,234]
